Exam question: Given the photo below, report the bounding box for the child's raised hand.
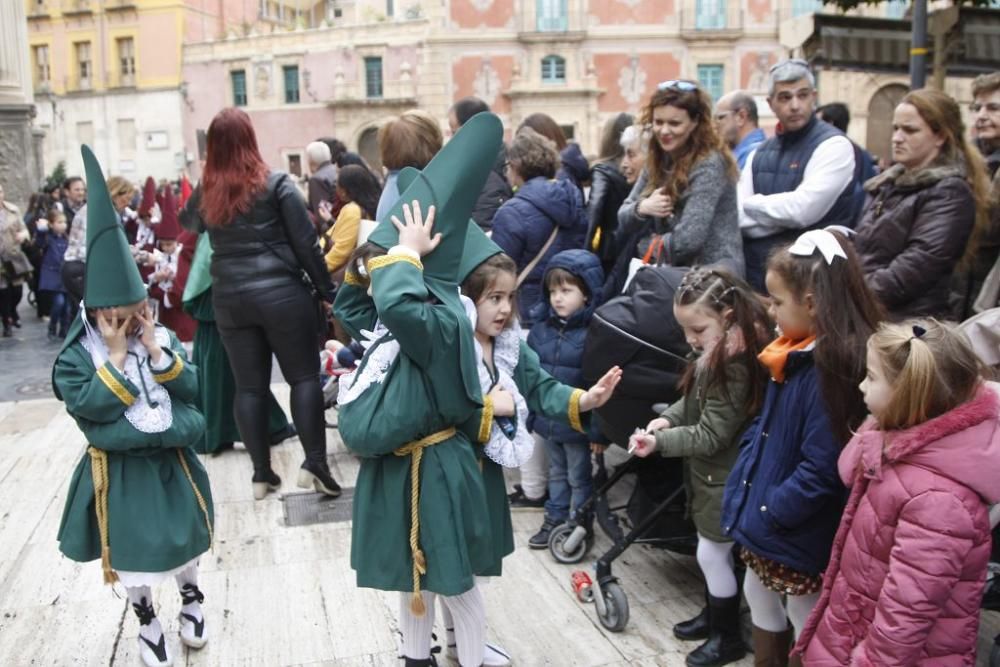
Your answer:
[136,302,163,365]
[579,366,622,412]
[391,201,440,257]
[645,417,671,433]
[489,387,515,417]
[97,308,130,369]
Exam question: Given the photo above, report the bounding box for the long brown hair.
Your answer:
[767,232,886,443]
[518,113,568,151]
[901,89,991,269]
[641,84,738,201]
[868,319,983,431]
[200,108,270,226]
[674,267,773,414]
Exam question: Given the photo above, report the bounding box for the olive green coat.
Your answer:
[656,360,752,542]
[54,324,214,573]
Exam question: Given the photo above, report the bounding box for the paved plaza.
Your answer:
[0,304,998,666]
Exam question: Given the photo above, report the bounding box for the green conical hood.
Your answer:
[458,220,502,285]
[368,112,504,283]
[81,145,148,308]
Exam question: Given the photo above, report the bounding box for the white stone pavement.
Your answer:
[0,387,996,666]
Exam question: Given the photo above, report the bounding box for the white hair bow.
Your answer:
[788,226,853,265]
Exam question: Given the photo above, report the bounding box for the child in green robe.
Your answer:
[54,146,213,667]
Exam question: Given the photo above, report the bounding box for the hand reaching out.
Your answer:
[579,366,622,412]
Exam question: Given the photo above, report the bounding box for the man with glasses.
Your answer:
[715,91,766,170]
[737,59,858,292]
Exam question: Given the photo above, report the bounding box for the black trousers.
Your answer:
[0,284,23,325]
[214,281,326,475]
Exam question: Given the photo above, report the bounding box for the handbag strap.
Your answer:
[516,224,559,288]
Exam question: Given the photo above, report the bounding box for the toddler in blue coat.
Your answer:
[526,249,607,548]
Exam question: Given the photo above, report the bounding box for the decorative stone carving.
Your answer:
[255,63,272,100]
[470,0,494,11]
[618,57,647,106]
[474,60,502,107]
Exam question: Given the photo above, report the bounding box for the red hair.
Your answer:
[199,108,270,226]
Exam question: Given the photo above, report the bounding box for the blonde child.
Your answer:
[718,229,884,664]
[795,320,1000,665]
[631,266,772,666]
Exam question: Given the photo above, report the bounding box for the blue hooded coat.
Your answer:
[527,249,605,445]
[491,177,588,326]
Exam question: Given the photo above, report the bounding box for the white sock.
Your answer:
[127,585,164,644]
[442,587,486,667]
[399,591,437,660]
[695,535,738,598]
[175,563,204,621]
[742,568,789,633]
[440,600,456,646]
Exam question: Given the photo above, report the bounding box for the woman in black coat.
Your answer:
[586,112,634,275]
[182,108,340,500]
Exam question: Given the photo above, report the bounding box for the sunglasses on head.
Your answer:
[658,80,698,92]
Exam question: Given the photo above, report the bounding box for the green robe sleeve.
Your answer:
[654,362,751,459]
[54,344,141,423]
[368,254,450,369]
[514,341,586,434]
[150,330,198,404]
[333,271,378,341]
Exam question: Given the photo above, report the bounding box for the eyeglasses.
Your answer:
[769,58,810,73]
[970,102,1000,113]
[658,80,698,92]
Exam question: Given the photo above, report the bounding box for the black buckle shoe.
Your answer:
[298,459,342,497]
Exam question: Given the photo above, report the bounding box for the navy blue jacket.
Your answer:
[527,249,604,445]
[491,177,588,326]
[720,349,846,576]
[558,143,590,191]
[35,229,68,293]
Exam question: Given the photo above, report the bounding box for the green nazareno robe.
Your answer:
[334,257,496,597]
[53,323,214,573]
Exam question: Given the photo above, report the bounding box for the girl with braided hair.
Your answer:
[631,266,772,666]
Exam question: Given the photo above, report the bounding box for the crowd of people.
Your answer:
[3,57,999,667]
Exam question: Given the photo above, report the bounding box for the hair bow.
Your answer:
[788,229,847,265]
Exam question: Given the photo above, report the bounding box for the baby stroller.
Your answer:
[549,264,694,631]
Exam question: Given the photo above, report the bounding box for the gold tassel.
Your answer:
[88,447,118,585]
[410,591,426,616]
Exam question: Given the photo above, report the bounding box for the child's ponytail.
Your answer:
[870,319,984,431]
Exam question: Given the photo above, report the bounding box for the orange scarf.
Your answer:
[758,335,816,383]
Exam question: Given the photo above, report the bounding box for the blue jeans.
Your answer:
[47,290,69,336]
[543,439,592,523]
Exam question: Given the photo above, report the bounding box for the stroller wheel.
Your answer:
[595,581,629,632]
[548,523,591,564]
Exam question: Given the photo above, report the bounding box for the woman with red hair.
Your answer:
[181,108,340,500]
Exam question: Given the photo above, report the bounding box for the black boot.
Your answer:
[298,458,342,497]
[674,589,710,640]
[685,594,746,667]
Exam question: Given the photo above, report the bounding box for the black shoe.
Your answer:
[251,469,281,500]
[2,323,10,338]
[529,518,560,549]
[674,600,710,641]
[211,442,235,458]
[508,485,547,510]
[983,570,1000,611]
[403,657,438,667]
[298,459,342,497]
[685,594,746,667]
[269,423,297,446]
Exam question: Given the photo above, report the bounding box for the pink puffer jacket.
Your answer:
[795,383,1000,666]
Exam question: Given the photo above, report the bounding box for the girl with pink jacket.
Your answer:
[795,319,1000,666]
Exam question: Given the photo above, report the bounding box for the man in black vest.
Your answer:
[738,59,858,292]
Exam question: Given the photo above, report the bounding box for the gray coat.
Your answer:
[307,161,338,213]
[617,150,744,276]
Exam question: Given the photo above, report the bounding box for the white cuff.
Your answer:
[387,245,421,261]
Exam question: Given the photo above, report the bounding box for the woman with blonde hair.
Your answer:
[855,88,991,319]
[617,81,744,277]
[375,109,443,221]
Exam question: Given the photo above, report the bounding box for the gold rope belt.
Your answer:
[393,426,456,616]
[87,446,214,585]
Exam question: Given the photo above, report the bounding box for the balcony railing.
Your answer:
[329,77,417,105]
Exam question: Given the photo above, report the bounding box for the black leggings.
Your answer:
[214,282,326,475]
[0,284,23,325]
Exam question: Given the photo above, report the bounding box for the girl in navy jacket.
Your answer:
[719,229,883,663]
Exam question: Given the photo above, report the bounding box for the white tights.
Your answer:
[742,567,819,638]
[399,588,486,666]
[696,535,738,598]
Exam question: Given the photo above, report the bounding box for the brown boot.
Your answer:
[751,626,793,666]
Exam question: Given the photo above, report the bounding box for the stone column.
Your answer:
[0,0,42,211]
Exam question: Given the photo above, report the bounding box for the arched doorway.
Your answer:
[358,126,381,175]
[866,83,909,168]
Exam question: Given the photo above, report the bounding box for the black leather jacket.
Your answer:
[181,172,335,301]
